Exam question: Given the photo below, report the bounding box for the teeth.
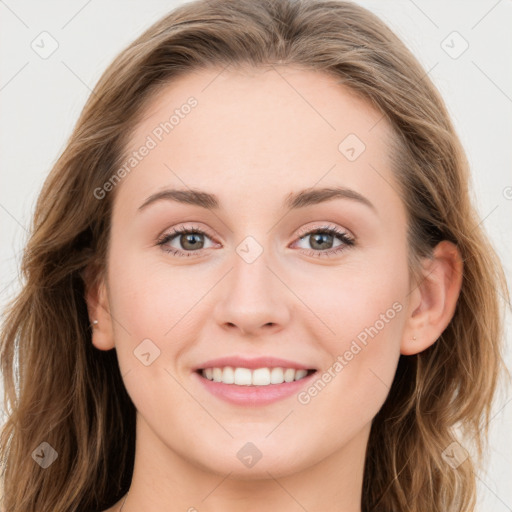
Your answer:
[222,366,235,384]
[270,367,284,384]
[212,368,223,382]
[234,367,252,385]
[252,368,271,386]
[284,368,295,382]
[200,366,310,386]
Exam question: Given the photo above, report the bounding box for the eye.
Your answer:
[291,224,355,257]
[156,224,218,258]
[156,223,355,258]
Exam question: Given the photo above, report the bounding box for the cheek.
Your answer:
[109,230,202,323]
[303,246,408,347]
[106,244,202,371]
[105,252,200,423]
[300,247,408,407]
[324,273,406,359]
[297,282,406,438]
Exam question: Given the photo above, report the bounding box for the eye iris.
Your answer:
[310,232,333,250]
[181,233,204,250]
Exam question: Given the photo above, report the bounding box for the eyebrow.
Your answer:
[137,186,376,213]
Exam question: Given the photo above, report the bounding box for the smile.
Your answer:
[198,366,316,386]
[194,367,318,406]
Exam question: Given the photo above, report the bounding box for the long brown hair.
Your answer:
[1,0,509,510]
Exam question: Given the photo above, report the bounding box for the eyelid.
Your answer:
[294,222,354,241]
[157,222,355,257]
[156,223,218,244]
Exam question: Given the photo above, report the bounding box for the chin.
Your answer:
[191,448,309,480]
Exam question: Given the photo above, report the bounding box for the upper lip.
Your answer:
[194,356,316,371]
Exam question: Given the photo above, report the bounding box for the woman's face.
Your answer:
[96,66,414,479]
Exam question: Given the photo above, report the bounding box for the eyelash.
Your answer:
[156,224,355,258]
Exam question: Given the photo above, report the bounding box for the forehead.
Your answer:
[115,65,398,217]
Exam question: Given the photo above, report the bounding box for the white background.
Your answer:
[1,1,511,510]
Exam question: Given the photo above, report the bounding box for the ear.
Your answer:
[401,240,463,355]
[82,264,115,351]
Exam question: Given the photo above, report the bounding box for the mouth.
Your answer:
[193,366,318,406]
[192,356,319,405]
[195,367,317,386]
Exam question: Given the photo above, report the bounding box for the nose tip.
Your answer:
[212,252,291,336]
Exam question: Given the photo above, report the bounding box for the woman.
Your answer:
[1,0,509,511]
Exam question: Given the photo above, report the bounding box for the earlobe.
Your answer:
[401,240,463,356]
[82,264,115,351]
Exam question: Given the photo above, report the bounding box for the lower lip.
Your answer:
[193,370,317,406]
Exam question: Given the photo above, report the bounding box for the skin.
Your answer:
[86,65,463,512]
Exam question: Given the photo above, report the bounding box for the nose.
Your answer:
[212,249,291,337]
